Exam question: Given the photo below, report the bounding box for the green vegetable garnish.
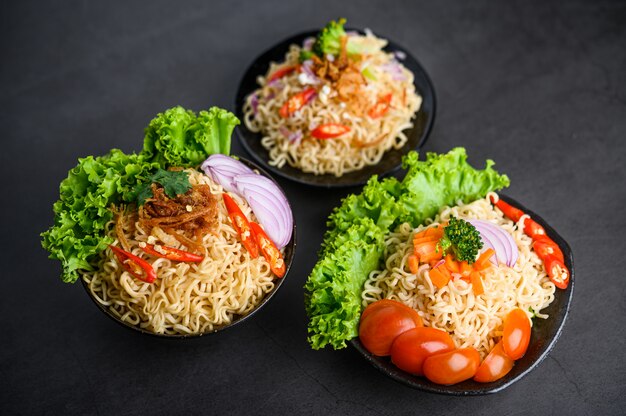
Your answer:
[132,169,192,206]
[304,147,510,349]
[142,106,240,167]
[313,18,347,58]
[41,106,240,283]
[437,216,483,263]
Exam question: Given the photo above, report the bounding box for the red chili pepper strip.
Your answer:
[140,244,204,263]
[490,195,524,223]
[311,123,351,139]
[249,222,286,278]
[109,245,156,283]
[267,65,299,82]
[523,217,546,240]
[368,93,393,118]
[533,237,564,263]
[544,254,570,289]
[222,193,259,258]
[279,88,316,118]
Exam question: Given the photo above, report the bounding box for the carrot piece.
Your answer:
[415,241,443,263]
[444,254,460,274]
[413,235,440,246]
[408,255,419,274]
[429,265,451,289]
[470,271,484,295]
[474,248,496,271]
[460,261,473,277]
[424,226,444,238]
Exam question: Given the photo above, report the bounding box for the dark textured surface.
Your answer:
[2,1,625,415]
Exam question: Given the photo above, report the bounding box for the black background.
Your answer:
[2,1,626,415]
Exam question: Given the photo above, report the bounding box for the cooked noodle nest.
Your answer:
[82,170,278,335]
[362,193,556,358]
[243,39,422,177]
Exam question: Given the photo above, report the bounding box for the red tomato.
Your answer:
[533,237,564,263]
[361,299,422,322]
[359,303,423,356]
[473,341,515,383]
[390,327,455,375]
[423,348,480,385]
[502,308,531,360]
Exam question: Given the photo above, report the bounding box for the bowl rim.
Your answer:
[234,28,437,188]
[80,155,297,339]
[349,193,574,395]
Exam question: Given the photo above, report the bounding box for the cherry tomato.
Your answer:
[361,299,422,322]
[423,348,480,385]
[533,237,564,263]
[473,341,515,383]
[359,303,423,356]
[390,327,455,375]
[502,308,531,360]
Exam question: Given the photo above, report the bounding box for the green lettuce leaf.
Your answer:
[141,106,240,167]
[304,147,510,349]
[41,150,159,283]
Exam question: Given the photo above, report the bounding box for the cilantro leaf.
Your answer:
[133,169,192,206]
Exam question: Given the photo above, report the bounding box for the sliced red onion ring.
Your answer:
[201,154,254,194]
[250,93,259,115]
[380,61,407,81]
[468,219,519,267]
[302,37,315,50]
[234,174,293,249]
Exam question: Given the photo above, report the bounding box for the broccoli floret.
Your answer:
[438,216,483,263]
[313,18,347,57]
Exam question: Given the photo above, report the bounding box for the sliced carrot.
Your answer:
[414,241,443,263]
[424,226,444,238]
[470,271,484,296]
[460,261,473,277]
[474,248,496,271]
[408,255,419,274]
[413,235,440,246]
[430,265,451,289]
[444,254,460,274]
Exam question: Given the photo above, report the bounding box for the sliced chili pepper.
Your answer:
[544,254,570,289]
[279,87,316,118]
[490,195,524,223]
[109,245,156,283]
[532,237,564,263]
[267,64,299,82]
[311,123,351,139]
[249,222,286,278]
[222,193,259,258]
[368,93,392,118]
[523,217,546,240]
[140,243,204,263]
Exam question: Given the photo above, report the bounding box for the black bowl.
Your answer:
[81,156,297,338]
[234,29,436,187]
[350,194,574,395]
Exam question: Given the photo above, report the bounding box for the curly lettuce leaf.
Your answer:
[141,106,240,167]
[41,150,159,283]
[305,148,510,349]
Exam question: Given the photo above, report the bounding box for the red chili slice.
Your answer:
[222,193,259,258]
[368,93,392,118]
[311,123,351,139]
[140,244,204,263]
[109,245,156,283]
[279,88,316,118]
[544,254,570,289]
[250,222,286,278]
